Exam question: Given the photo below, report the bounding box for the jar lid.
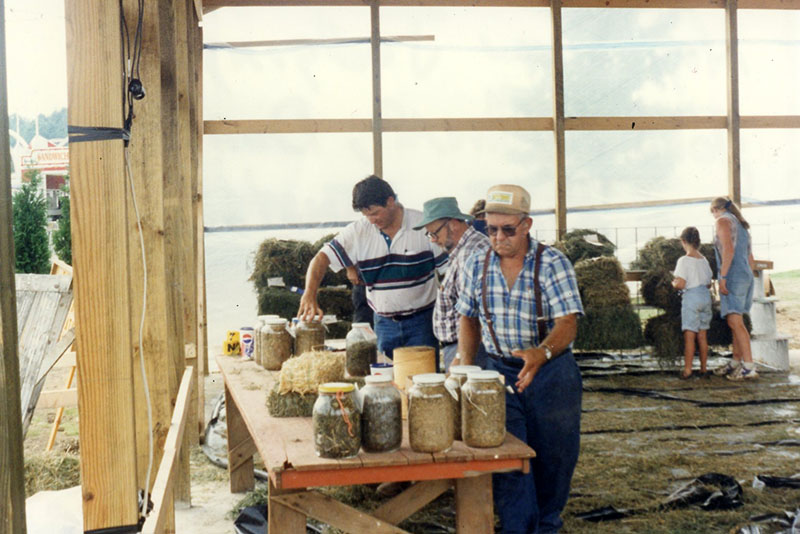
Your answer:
[352,322,371,328]
[265,318,287,326]
[364,374,392,384]
[258,314,279,320]
[412,373,446,386]
[467,370,502,381]
[449,365,482,377]
[318,382,355,393]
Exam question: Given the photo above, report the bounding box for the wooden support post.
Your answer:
[268,480,306,534]
[225,385,256,493]
[726,0,741,205]
[551,0,567,238]
[0,1,27,529]
[455,475,494,534]
[370,1,384,177]
[121,0,184,530]
[64,0,140,528]
[46,365,76,451]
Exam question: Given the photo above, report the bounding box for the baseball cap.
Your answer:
[483,184,531,216]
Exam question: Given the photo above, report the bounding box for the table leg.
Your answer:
[225,385,255,493]
[455,474,494,534]
[268,479,306,534]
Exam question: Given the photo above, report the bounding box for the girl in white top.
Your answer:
[672,226,713,379]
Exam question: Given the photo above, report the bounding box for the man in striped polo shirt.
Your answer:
[456,184,584,534]
[298,175,448,363]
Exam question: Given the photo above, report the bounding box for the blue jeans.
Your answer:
[373,308,439,369]
[442,341,489,372]
[487,351,582,534]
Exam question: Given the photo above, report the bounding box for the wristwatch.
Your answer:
[540,344,553,361]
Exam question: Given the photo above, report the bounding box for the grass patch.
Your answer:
[24,452,81,497]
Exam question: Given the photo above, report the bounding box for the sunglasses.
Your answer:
[425,218,450,239]
[487,218,526,237]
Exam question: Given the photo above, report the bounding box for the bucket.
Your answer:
[393,346,436,419]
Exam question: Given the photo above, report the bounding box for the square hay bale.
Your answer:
[278,350,345,394]
[267,383,317,417]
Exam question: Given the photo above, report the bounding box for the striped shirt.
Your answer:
[433,225,490,343]
[323,207,448,317]
[455,237,583,356]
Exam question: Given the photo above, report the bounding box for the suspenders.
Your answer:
[480,243,548,356]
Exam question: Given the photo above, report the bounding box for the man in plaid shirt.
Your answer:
[413,197,490,371]
[456,184,583,534]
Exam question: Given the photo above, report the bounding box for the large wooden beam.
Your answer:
[0,1,27,530]
[726,0,741,204]
[202,0,800,9]
[371,1,384,177]
[65,0,140,529]
[551,0,567,238]
[122,0,183,530]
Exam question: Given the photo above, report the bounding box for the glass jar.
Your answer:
[360,375,402,453]
[295,319,325,355]
[445,365,482,441]
[345,322,377,377]
[312,382,361,458]
[408,373,455,453]
[461,370,506,448]
[256,315,280,367]
[262,318,292,370]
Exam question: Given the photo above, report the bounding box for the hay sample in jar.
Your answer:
[312,383,361,458]
[408,373,454,453]
[461,370,506,448]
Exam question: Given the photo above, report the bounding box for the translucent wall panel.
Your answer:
[739,11,800,115]
[382,131,555,216]
[203,133,372,227]
[563,9,726,116]
[203,7,371,120]
[380,8,553,118]
[741,130,800,202]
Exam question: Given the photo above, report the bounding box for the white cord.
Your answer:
[125,146,154,518]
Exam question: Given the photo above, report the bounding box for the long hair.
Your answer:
[710,197,750,230]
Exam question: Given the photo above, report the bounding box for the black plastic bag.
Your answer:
[662,473,743,511]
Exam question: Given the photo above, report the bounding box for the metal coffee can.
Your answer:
[240,327,255,359]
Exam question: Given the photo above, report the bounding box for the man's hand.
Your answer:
[510,347,548,393]
[297,292,324,321]
[719,278,729,295]
[346,266,363,286]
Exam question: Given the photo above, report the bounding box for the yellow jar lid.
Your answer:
[318,382,355,394]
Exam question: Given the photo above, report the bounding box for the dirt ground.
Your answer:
[23,270,800,533]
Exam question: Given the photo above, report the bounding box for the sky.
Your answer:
[4,2,800,346]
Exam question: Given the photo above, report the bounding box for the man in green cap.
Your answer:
[413,197,490,371]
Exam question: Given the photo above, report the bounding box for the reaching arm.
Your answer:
[297,251,330,321]
[457,315,482,367]
[511,313,578,393]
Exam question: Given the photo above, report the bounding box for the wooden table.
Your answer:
[217,355,535,534]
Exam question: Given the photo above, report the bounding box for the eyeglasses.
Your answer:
[425,219,450,239]
[487,218,526,237]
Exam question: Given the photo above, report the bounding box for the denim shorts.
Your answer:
[682,286,712,332]
[720,275,754,318]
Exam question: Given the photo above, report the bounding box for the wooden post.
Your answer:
[370,1,384,177]
[64,0,140,529]
[122,0,185,530]
[726,0,741,204]
[0,1,27,530]
[160,0,193,504]
[551,0,567,238]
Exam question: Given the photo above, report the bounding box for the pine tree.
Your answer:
[13,171,51,273]
[53,182,72,265]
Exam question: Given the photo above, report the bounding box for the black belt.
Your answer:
[441,340,457,347]
[385,306,433,322]
[488,353,524,369]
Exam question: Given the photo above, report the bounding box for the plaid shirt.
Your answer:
[433,225,490,343]
[455,236,583,357]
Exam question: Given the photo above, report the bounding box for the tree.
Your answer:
[13,171,51,273]
[53,181,71,265]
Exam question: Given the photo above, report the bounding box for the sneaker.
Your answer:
[727,365,759,381]
[713,361,740,376]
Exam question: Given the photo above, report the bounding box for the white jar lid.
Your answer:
[259,314,279,320]
[352,322,371,328]
[412,373,446,385]
[467,370,502,381]
[449,365,482,376]
[364,374,392,384]
[265,318,287,326]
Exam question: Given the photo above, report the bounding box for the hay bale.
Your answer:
[318,286,353,319]
[575,256,629,308]
[267,383,317,417]
[278,350,346,394]
[258,287,301,318]
[631,236,683,272]
[575,307,644,350]
[251,238,315,289]
[553,229,615,265]
[644,313,682,364]
[575,256,625,286]
[641,268,681,314]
